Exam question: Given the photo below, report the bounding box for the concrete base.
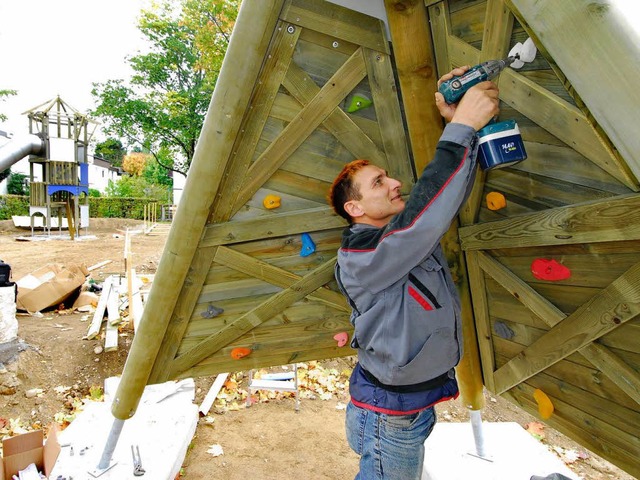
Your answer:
[49,377,198,480]
[422,422,580,480]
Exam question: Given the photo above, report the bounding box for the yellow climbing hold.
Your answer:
[263,194,281,209]
[486,191,507,211]
[533,388,554,419]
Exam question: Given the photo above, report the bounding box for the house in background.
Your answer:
[88,154,121,193]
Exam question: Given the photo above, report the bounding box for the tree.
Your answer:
[0,89,17,123]
[91,1,239,176]
[122,152,151,176]
[94,138,126,167]
[7,173,29,196]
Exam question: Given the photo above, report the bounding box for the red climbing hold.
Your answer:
[531,258,571,281]
[333,332,349,347]
[230,347,252,359]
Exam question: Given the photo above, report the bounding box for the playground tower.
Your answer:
[23,96,98,237]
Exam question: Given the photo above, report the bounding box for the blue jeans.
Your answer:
[346,401,436,480]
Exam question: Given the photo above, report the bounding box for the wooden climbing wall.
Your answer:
[140,0,413,383]
[427,0,640,477]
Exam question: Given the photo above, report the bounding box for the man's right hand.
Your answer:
[438,81,500,132]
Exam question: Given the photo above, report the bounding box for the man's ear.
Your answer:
[344,200,364,219]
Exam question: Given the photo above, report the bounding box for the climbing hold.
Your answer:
[486,191,507,211]
[263,194,281,209]
[300,233,316,257]
[531,258,571,281]
[333,332,349,347]
[230,347,252,360]
[533,388,554,419]
[201,304,224,318]
[346,94,372,113]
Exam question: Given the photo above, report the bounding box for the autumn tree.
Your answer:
[122,152,151,176]
[91,0,239,175]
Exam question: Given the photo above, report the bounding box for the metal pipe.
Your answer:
[97,418,125,470]
[0,134,44,171]
[469,408,486,457]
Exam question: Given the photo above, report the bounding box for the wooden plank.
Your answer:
[459,194,640,251]
[202,206,345,248]
[106,282,121,326]
[104,316,119,352]
[383,0,444,174]
[493,260,640,394]
[362,47,414,187]
[87,260,113,272]
[130,269,144,332]
[507,0,640,186]
[86,276,112,340]
[281,0,389,55]
[427,0,452,78]
[214,246,348,312]
[199,373,229,416]
[282,62,388,166]
[123,0,287,398]
[232,47,368,213]
[463,250,496,392]
[211,19,301,222]
[168,257,337,378]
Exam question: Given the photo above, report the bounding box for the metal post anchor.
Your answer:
[88,418,124,477]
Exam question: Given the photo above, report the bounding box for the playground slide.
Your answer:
[0,134,44,172]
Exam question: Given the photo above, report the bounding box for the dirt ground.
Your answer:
[0,218,635,480]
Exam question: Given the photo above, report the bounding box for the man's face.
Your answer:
[346,164,404,227]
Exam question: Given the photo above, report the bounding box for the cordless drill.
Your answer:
[438,57,517,105]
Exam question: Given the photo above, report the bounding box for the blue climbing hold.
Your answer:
[300,233,316,257]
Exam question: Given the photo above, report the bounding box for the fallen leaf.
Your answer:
[207,444,224,457]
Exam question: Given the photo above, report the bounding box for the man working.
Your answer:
[328,66,500,480]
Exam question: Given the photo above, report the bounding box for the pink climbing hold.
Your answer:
[333,332,349,347]
[531,258,571,281]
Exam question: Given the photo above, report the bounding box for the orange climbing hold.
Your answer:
[533,388,554,419]
[333,332,349,347]
[263,194,281,209]
[230,347,252,360]
[486,191,507,211]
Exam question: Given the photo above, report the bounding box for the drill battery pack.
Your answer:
[477,120,527,170]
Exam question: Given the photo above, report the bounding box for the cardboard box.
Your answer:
[0,427,60,480]
[16,264,89,312]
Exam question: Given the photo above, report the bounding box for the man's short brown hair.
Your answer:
[328,159,370,223]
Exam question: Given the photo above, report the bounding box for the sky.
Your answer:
[0,0,148,139]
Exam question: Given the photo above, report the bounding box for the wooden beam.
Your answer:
[232,47,368,213]
[507,0,640,186]
[213,246,348,312]
[459,0,514,226]
[465,250,496,392]
[383,0,443,174]
[282,62,388,166]
[168,257,337,378]
[211,20,301,222]
[493,259,640,394]
[112,0,286,419]
[459,194,640,251]
[202,206,345,248]
[362,47,414,186]
[477,251,640,404]
[281,0,389,55]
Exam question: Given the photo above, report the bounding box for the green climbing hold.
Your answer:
[346,94,372,113]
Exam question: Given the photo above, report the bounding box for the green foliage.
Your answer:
[0,195,29,220]
[88,188,101,197]
[0,167,10,184]
[94,138,126,167]
[91,0,239,175]
[7,173,29,196]
[88,196,157,219]
[0,89,17,122]
[105,175,171,203]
